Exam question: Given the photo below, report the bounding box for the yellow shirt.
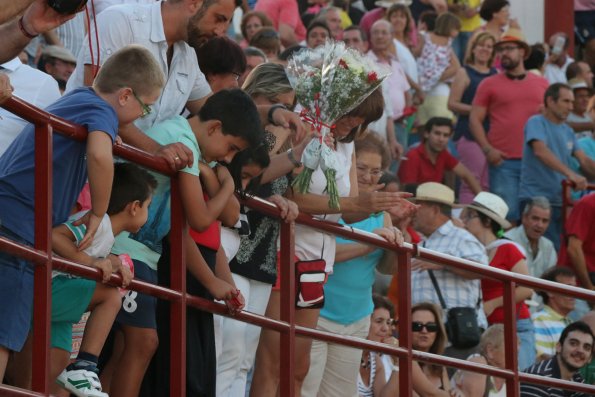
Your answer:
[449,0,482,32]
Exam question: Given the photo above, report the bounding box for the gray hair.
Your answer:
[478,324,504,356]
[522,196,552,216]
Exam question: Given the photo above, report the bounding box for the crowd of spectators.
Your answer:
[1,0,595,397]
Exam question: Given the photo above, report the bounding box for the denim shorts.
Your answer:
[115,259,158,329]
[0,226,35,352]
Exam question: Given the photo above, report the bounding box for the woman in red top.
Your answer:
[461,192,536,370]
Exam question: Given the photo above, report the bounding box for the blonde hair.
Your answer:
[93,44,165,96]
[464,32,496,67]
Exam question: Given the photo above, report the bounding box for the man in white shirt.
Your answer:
[544,33,574,84]
[0,57,61,156]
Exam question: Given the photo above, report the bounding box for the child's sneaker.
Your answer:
[56,367,108,397]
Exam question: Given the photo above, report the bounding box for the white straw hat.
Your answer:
[412,182,455,206]
[466,192,511,229]
[375,0,413,8]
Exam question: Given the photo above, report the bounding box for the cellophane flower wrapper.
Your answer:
[286,40,391,209]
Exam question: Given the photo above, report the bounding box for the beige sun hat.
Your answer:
[42,45,77,63]
[412,182,455,206]
[466,192,511,229]
[569,78,593,94]
[375,0,413,8]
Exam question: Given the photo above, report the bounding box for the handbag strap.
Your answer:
[428,269,448,310]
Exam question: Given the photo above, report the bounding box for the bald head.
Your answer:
[369,19,393,53]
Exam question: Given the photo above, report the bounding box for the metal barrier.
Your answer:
[1,96,595,397]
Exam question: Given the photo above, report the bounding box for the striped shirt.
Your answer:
[411,221,489,328]
[532,306,572,358]
[521,356,587,397]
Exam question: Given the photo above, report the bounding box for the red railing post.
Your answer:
[397,250,412,397]
[279,221,296,397]
[31,123,53,394]
[561,180,570,230]
[169,178,186,397]
[503,281,519,397]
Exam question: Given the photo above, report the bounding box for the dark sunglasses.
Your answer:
[412,322,439,333]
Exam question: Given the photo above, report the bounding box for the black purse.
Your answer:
[428,270,481,349]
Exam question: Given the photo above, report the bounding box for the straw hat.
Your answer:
[465,192,511,229]
[375,0,412,8]
[412,182,455,206]
[495,28,531,58]
[569,78,593,94]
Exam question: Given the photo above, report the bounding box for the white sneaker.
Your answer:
[56,368,108,397]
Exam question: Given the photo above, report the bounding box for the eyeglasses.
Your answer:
[412,322,439,332]
[496,45,520,53]
[356,166,383,178]
[131,89,152,118]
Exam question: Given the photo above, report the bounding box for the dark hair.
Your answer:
[544,82,572,106]
[475,210,502,237]
[386,4,413,37]
[195,36,246,77]
[412,302,447,376]
[566,61,586,81]
[307,20,331,40]
[433,12,461,37]
[419,10,438,32]
[559,321,595,347]
[244,46,267,60]
[538,266,576,304]
[524,43,546,71]
[379,171,400,188]
[479,0,510,21]
[107,163,157,215]
[279,45,306,61]
[338,87,384,143]
[249,27,281,56]
[373,293,395,318]
[240,11,273,40]
[198,89,263,147]
[424,117,453,134]
[344,24,367,42]
[227,144,270,196]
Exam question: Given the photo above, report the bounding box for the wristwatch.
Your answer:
[267,104,287,125]
[287,148,302,168]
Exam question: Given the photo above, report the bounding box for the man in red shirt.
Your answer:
[398,117,482,194]
[469,28,549,223]
[559,194,595,292]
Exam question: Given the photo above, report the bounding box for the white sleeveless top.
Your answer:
[293,141,354,273]
[357,353,377,397]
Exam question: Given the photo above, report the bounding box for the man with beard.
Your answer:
[399,117,482,194]
[65,0,236,169]
[519,83,595,250]
[470,28,549,225]
[521,321,594,396]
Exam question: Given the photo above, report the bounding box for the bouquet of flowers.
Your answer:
[287,40,391,209]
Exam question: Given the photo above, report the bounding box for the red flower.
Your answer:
[367,71,378,83]
[339,59,349,69]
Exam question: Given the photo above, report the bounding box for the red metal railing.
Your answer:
[1,96,595,396]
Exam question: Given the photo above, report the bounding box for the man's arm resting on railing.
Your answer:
[575,149,595,181]
[531,140,587,190]
[567,236,594,290]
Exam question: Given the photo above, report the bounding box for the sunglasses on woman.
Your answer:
[411,322,438,333]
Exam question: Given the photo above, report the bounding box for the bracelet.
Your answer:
[267,104,287,125]
[482,146,492,154]
[287,148,302,168]
[18,16,38,39]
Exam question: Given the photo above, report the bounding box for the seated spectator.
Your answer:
[37,45,77,92]
[305,20,331,49]
[343,25,369,54]
[519,83,595,250]
[254,0,307,47]
[240,47,267,86]
[505,197,557,280]
[451,324,507,397]
[533,267,577,362]
[398,117,482,195]
[240,11,273,47]
[195,36,247,92]
[249,27,282,62]
[462,192,535,370]
[318,6,344,39]
[544,33,573,84]
[0,57,61,156]
[567,79,594,139]
[521,321,594,397]
[566,61,594,89]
